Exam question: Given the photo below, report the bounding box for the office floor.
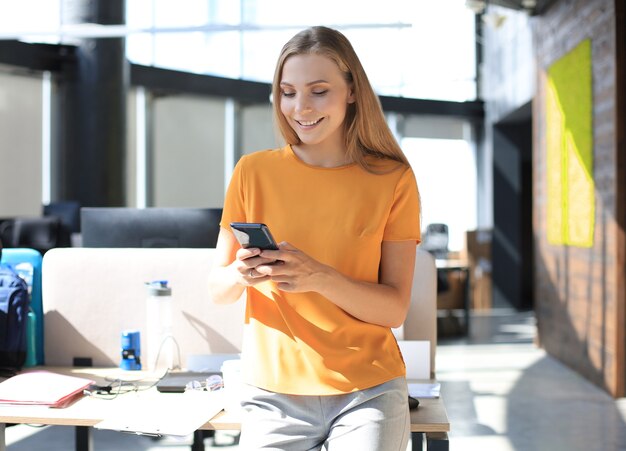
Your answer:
[6,309,626,450]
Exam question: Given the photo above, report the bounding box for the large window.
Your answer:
[0,0,479,214]
[1,0,477,101]
[126,0,477,101]
[403,137,477,251]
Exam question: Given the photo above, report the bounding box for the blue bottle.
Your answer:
[120,330,142,370]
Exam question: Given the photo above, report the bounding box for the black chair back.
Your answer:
[0,217,63,255]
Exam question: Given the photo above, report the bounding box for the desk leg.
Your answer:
[0,423,5,451]
[411,432,423,450]
[75,426,93,451]
[425,432,449,451]
[191,430,207,451]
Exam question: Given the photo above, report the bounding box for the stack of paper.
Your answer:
[0,371,94,408]
[408,382,441,399]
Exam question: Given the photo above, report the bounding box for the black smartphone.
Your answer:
[230,222,279,250]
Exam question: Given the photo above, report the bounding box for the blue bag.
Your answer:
[0,261,30,371]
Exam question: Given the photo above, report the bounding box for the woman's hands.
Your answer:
[253,242,331,292]
[209,230,319,303]
[210,225,416,328]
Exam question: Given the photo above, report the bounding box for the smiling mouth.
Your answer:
[296,118,323,126]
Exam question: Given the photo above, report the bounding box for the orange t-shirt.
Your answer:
[221,145,421,395]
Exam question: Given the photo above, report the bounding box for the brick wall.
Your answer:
[533,0,623,396]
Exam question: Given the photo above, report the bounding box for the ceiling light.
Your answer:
[465,0,487,14]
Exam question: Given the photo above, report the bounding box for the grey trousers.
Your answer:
[238,377,410,451]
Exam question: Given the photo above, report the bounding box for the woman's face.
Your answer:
[279,53,354,150]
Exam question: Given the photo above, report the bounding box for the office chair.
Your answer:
[43,201,81,247]
[0,221,13,248]
[7,217,63,255]
[420,223,449,259]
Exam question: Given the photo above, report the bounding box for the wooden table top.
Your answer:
[0,367,450,433]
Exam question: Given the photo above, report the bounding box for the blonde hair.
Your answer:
[272,26,409,172]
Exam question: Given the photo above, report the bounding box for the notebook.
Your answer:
[156,371,222,393]
[0,371,94,408]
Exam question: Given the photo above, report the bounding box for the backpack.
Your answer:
[0,245,30,372]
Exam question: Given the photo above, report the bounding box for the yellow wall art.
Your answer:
[546,38,594,247]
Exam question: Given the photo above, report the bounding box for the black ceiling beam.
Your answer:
[0,40,75,72]
[132,64,484,119]
[379,95,484,119]
[130,64,271,104]
[0,45,484,120]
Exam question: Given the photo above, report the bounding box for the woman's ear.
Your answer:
[347,87,356,104]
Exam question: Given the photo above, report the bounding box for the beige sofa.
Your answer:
[41,247,436,374]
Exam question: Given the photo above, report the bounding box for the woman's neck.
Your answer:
[291,142,351,168]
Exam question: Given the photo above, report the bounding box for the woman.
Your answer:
[209,26,420,450]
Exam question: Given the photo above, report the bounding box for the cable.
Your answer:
[82,335,183,400]
[150,334,182,371]
[86,369,171,400]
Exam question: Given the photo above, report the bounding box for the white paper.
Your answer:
[391,324,404,340]
[186,353,241,372]
[408,382,441,399]
[397,340,430,380]
[94,390,224,437]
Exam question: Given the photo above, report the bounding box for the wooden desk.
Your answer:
[0,368,449,451]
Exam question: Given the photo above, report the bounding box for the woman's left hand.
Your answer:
[255,242,331,292]
[256,240,415,328]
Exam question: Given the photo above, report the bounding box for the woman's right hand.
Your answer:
[234,247,274,285]
[210,227,275,304]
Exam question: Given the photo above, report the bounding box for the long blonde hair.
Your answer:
[272,26,409,172]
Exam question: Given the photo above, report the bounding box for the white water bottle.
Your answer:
[145,280,173,372]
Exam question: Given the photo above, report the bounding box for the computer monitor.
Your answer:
[80,207,222,248]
